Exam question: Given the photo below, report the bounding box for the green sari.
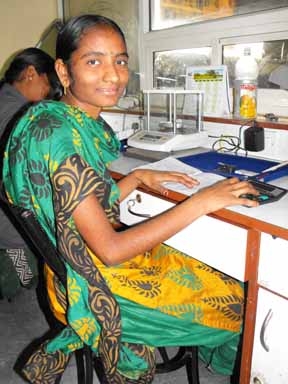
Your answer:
[3,100,242,383]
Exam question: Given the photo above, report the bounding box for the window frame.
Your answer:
[139,1,288,92]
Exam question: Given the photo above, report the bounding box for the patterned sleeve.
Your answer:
[52,153,108,224]
[49,131,119,226]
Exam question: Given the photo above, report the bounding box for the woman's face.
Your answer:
[60,25,129,117]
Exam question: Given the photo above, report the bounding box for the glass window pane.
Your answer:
[150,0,288,31]
[153,47,211,88]
[223,40,288,89]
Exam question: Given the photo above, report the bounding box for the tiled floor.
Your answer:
[0,288,230,384]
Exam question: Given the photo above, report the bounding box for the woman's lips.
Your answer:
[97,88,119,95]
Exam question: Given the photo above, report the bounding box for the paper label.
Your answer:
[239,83,257,118]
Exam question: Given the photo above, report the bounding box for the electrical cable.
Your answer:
[210,118,256,156]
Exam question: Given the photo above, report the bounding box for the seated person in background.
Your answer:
[3,15,259,383]
[0,47,62,299]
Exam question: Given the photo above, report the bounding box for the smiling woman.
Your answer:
[3,14,260,384]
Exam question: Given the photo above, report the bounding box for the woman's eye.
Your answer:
[116,59,128,66]
[87,59,100,66]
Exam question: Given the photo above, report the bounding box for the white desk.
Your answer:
[230,176,288,229]
[110,154,288,384]
[110,154,288,229]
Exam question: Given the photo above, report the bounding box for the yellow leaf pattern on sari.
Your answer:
[166,266,203,290]
[157,303,203,323]
[202,294,243,322]
[72,128,82,147]
[71,317,97,342]
[67,277,81,305]
[67,341,83,351]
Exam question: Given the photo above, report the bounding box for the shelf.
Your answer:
[204,115,288,130]
[103,108,288,130]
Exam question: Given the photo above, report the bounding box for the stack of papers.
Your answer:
[134,156,225,196]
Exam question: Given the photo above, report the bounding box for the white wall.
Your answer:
[204,121,288,161]
[101,112,142,141]
[103,111,288,162]
[0,0,58,75]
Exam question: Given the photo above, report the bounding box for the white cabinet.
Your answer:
[164,214,247,281]
[250,288,288,384]
[120,190,248,281]
[258,234,288,298]
[251,234,288,383]
[120,190,174,225]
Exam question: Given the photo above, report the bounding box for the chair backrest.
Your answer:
[0,100,67,286]
[0,183,67,285]
[0,102,34,173]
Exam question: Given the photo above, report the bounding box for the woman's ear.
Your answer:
[22,65,38,82]
[55,59,70,89]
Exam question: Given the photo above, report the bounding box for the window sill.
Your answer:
[204,115,288,130]
[103,108,288,130]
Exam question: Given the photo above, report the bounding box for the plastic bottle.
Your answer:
[233,47,259,119]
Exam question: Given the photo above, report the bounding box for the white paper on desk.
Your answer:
[133,156,225,196]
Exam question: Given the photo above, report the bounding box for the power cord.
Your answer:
[210,134,242,153]
[210,118,256,156]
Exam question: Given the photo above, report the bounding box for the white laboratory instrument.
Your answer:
[128,89,208,152]
[128,129,208,152]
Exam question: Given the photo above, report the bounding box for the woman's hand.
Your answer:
[133,169,199,196]
[191,177,259,213]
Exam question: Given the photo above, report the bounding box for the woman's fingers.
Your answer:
[161,172,200,187]
[139,170,200,191]
[141,171,260,208]
[228,178,259,198]
[195,177,260,212]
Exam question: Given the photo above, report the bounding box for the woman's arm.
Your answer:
[73,177,258,266]
[117,169,199,201]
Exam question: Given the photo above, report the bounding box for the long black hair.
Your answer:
[56,14,126,64]
[0,47,62,99]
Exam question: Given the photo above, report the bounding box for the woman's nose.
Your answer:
[103,64,120,82]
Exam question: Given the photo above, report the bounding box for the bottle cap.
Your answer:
[235,48,258,80]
